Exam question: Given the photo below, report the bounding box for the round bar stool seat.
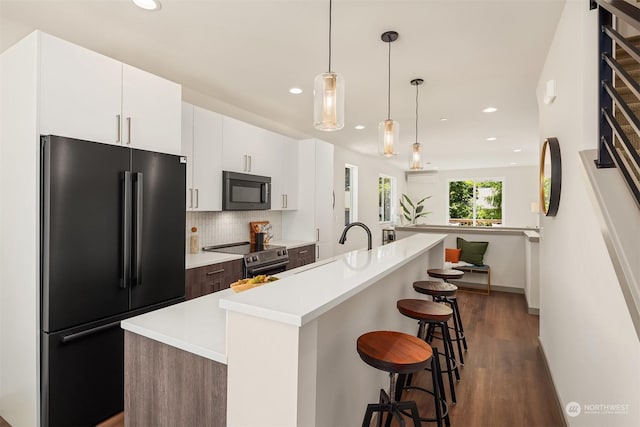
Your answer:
[397,299,460,407]
[357,331,432,374]
[426,268,464,281]
[413,280,458,298]
[357,331,432,427]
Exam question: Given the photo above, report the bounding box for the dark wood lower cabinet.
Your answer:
[124,331,227,427]
[185,259,243,300]
[287,244,316,270]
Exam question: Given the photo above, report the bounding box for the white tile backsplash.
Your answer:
[186,211,283,249]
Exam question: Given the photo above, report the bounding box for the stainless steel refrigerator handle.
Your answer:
[116,114,121,143]
[121,172,132,289]
[133,173,143,287]
[61,320,122,344]
[126,117,132,144]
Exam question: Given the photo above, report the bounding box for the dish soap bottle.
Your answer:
[189,227,199,254]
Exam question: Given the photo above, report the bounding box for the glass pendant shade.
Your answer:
[410,142,423,170]
[314,72,344,131]
[378,119,399,156]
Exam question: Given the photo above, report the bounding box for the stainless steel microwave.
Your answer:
[222,171,271,210]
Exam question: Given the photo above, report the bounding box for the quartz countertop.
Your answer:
[123,233,445,362]
[219,233,446,327]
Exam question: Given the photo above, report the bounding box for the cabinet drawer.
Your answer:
[185,259,243,300]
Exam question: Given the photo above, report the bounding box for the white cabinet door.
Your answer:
[181,103,195,210]
[222,116,256,173]
[192,106,223,211]
[315,140,335,259]
[122,64,181,155]
[279,137,298,210]
[39,33,122,145]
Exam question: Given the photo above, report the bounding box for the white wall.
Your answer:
[406,165,539,228]
[537,1,640,425]
[332,145,406,254]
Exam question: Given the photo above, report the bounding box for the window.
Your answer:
[378,174,396,223]
[448,179,503,226]
[345,164,358,225]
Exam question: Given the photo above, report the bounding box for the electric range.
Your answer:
[202,241,289,278]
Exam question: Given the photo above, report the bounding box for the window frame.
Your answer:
[378,174,396,224]
[447,177,505,226]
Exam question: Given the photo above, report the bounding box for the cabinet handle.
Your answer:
[116,114,121,143]
[206,269,225,275]
[316,244,320,259]
[195,189,199,208]
[243,155,247,172]
[248,155,252,172]
[299,250,308,254]
[282,194,286,209]
[126,117,132,144]
[285,194,288,208]
[316,228,320,242]
[189,188,193,209]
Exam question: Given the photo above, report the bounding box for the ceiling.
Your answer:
[0,0,565,171]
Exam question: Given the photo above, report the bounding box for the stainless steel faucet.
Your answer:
[338,222,372,250]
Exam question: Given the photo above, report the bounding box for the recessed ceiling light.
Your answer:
[513,149,522,153]
[486,137,497,141]
[510,162,517,166]
[289,87,303,95]
[132,0,161,11]
[482,107,498,113]
[439,118,448,122]
[354,125,365,130]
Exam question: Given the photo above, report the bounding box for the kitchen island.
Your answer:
[121,233,445,427]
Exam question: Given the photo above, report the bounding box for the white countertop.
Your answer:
[185,240,315,269]
[124,233,444,362]
[220,233,446,327]
[121,289,230,363]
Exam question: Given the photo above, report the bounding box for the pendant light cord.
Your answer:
[387,38,391,120]
[415,82,419,143]
[328,0,332,73]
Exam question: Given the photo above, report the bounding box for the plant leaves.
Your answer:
[416,212,431,218]
[401,204,411,216]
[416,206,424,214]
[402,194,415,209]
[417,196,431,205]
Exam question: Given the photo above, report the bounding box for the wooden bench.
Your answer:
[451,264,491,295]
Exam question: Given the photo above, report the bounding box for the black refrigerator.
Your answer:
[40,135,186,426]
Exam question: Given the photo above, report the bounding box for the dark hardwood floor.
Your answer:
[387,291,565,427]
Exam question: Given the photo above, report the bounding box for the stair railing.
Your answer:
[596,0,640,207]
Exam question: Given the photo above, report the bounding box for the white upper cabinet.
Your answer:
[121,64,181,154]
[271,136,298,211]
[39,33,122,144]
[222,116,275,176]
[38,32,181,155]
[182,102,223,211]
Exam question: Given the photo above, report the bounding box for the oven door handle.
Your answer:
[247,260,289,275]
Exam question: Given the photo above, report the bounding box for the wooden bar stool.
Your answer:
[396,299,460,406]
[357,331,448,427]
[426,269,469,361]
[413,280,465,366]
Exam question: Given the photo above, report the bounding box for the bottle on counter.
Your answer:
[189,227,199,254]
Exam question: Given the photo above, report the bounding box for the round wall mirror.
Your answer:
[539,137,562,216]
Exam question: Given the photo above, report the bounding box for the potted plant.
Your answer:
[400,194,431,225]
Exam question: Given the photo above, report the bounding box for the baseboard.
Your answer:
[537,338,569,427]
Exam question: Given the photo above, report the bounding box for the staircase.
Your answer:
[613,35,640,186]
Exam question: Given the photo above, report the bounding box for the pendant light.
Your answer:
[409,78,424,170]
[314,0,345,131]
[379,31,399,156]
